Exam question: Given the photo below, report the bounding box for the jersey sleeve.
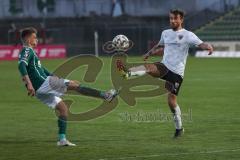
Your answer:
[18,48,32,66]
[18,62,28,76]
[188,32,203,47]
[18,48,33,76]
[158,31,165,46]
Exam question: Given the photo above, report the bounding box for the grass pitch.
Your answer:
[0,56,239,160]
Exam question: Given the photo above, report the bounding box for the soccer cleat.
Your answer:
[57,139,76,147]
[104,89,119,102]
[173,128,184,138]
[116,59,130,79]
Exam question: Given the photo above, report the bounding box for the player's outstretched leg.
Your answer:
[168,93,184,138]
[116,59,160,79]
[67,80,118,102]
[55,101,76,146]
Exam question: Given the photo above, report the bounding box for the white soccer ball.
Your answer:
[112,34,129,50]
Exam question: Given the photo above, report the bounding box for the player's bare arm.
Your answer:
[198,43,213,55]
[143,44,164,61]
[22,75,35,96]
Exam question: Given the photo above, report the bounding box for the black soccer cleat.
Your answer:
[174,128,184,138]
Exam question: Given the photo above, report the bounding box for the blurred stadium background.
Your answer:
[1,1,240,160]
[1,0,240,58]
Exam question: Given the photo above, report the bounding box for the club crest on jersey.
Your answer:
[178,35,183,40]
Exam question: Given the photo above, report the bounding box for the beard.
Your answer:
[170,23,181,31]
[171,25,177,30]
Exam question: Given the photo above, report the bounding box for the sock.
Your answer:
[173,105,182,130]
[129,65,147,77]
[59,134,66,141]
[130,70,146,76]
[58,116,67,141]
[77,85,105,99]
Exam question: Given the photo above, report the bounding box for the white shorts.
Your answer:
[36,76,70,109]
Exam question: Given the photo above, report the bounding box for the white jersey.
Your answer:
[159,28,203,77]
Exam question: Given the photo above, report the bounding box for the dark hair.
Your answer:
[170,9,185,19]
[20,27,37,41]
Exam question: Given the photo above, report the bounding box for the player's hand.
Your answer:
[27,83,35,97]
[207,44,214,55]
[199,43,214,55]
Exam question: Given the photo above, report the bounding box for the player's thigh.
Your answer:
[36,93,62,109]
[162,69,183,96]
[38,76,69,97]
[144,62,169,77]
[55,101,68,117]
[144,63,160,77]
[48,76,79,93]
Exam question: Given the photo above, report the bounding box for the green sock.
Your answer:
[59,134,66,141]
[58,116,67,141]
[100,91,106,98]
[78,85,105,99]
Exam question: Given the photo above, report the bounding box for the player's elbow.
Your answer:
[154,48,164,56]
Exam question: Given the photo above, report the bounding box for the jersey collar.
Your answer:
[172,28,185,32]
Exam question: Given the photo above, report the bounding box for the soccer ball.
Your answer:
[112,34,129,50]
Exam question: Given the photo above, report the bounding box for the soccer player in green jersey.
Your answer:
[18,27,118,146]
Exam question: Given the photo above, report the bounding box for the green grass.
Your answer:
[0,57,240,160]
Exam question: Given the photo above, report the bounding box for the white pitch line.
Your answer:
[98,148,240,160]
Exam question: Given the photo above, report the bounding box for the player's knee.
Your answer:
[71,80,80,86]
[59,110,68,117]
[144,64,151,72]
[67,80,80,90]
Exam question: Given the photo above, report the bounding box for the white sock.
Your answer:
[130,70,146,76]
[173,105,182,129]
[129,65,147,77]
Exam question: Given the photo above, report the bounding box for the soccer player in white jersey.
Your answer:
[18,27,118,146]
[117,9,213,138]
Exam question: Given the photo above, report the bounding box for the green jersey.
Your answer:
[18,46,51,90]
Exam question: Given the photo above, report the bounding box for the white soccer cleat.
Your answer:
[57,139,76,147]
[104,89,119,102]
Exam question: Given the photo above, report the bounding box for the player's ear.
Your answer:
[180,16,184,23]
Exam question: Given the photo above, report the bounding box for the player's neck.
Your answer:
[172,26,183,31]
[23,43,34,48]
